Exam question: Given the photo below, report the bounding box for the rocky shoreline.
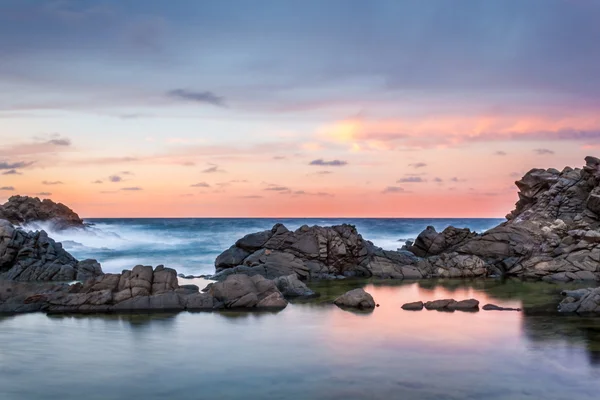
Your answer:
[2,157,600,315]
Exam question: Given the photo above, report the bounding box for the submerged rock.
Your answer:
[558,287,600,313]
[482,304,521,311]
[334,288,375,310]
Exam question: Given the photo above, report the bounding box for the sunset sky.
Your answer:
[1,0,600,217]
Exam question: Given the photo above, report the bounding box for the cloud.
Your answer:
[34,192,52,196]
[190,182,210,188]
[121,171,134,175]
[46,138,71,146]
[239,195,263,199]
[2,169,22,175]
[202,164,226,173]
[494,151,507,156]
[108,175,122,182]
[120,187,143,191]
[92,180,103,184]
[509,172,523,178]
[0,161,35,170]
[42,180,63,185]
[0,186,15,191]
[181,161,195,166]
[433,177,443,183]
[408,162,427,168]
[534,148,555,155]
[273,156,286,160]
[397,176,426,183]
[382,186,408,194]
[309,159,348,166]
[264,186,290,192]
[166,89,225,107]
[450,177,467,182]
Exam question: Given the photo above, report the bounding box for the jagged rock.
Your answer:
[408,226,476,257]
[401,301,424,310]
[0,195,84,229]
[0,219,103,282]
[273,274,315,297]
[406,157,600,282]
[213,223,426,281]
[333,288,375,310]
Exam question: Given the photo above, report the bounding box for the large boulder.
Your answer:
[0,219,103,282]
[0,195,84,229]
[333,288,375,310]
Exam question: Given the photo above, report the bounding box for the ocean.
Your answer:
[28,218,504,275]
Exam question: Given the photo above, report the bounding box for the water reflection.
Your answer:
[1,279,600,400]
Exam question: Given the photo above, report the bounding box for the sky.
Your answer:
[1,0,600,217]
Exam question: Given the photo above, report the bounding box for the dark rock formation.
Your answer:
[407,226,476,257]
[422,298,479,311]
[0,219,102,281]
[333,288,375,310]
[0,195,84,229]
[0,266,288,314]
[212,223,475,281]
[411,157,600,282]
[482,304,521,311]
[401,301,424,310]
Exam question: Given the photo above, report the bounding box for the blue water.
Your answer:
[32,218,503,275]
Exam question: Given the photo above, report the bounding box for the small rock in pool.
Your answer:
[448,299,479,311]
[482,304,521,311]
[424,299,456,310]
[402,301,424,311]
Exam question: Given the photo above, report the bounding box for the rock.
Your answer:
[482,304,521,311]
[208,274,287,309]
[273,274,315,297]
[424,299,456,310]
[214,223,430,281]
[0,220,103,282]
[0,195,84,229]
[558,287,600,313]
[0,265,289,314]
[408,226,476,257]
[447,299,479,311]
[333,288,375,310]
[401,301,424,310]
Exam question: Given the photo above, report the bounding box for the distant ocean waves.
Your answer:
[20,218,503,276]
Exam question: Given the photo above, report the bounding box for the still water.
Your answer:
[1,279,599,400]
